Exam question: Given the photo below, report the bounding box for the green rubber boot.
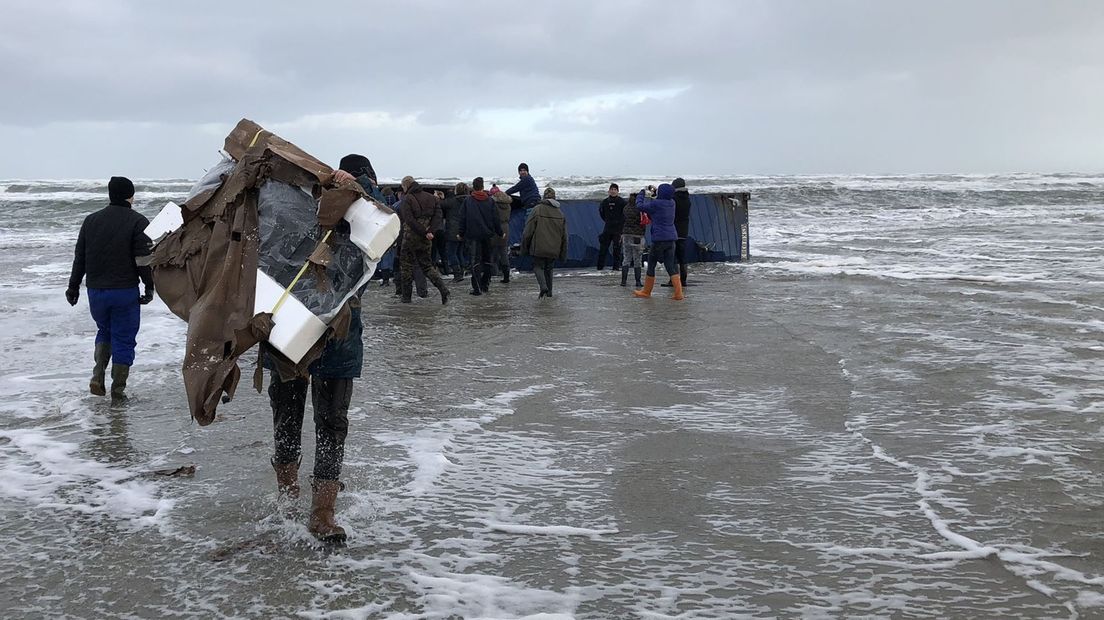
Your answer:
[110,364,130,402]
[90,343,111,396]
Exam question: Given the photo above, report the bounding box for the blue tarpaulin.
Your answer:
[508,193,750,270]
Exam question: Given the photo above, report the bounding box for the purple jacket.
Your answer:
[637,184,677,242]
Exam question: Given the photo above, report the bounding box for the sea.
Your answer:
[0,173,1101,619]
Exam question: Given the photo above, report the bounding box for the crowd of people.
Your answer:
[374,162,693,302]
[64,158,695,543]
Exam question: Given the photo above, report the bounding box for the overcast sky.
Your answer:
[1,0,1101,179]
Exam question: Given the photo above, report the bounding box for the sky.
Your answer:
[1,0,1102,179]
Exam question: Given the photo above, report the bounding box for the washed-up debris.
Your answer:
[147,119,398,425]
[207,535,277,562]
[144,464,197,478]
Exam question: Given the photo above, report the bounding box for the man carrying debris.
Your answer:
[66,176,155,400]
[267,156,381,544]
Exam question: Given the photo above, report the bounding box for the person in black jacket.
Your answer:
[597,183,626,270]
[665,177,692,287]
[458,177,503,295]
[66,176,154,400]
[430,189,449,275]
[441,182,468,280]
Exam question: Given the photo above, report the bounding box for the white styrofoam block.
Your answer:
[145,201,184,242]
[253,271,329,363]
[145,197,397,363]
[344,197,400,260]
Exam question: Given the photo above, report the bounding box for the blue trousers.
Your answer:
[446,239,466,269]
[88,287,140,366]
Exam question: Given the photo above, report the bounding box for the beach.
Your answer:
[1,174,1102,618]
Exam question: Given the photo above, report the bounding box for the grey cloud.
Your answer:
[1,0,1102,176]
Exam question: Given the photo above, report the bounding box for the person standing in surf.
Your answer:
[597,183,626,271]
[490,184,514,283]
[66,176,155,401]
[398,176,451,305]
[459,177,503,295]
[620,191,646,287]
[442,182,469,282]
[664,177,692,288]
[264,155,380,544]
[521,187,568,298]
[633,183,684,300]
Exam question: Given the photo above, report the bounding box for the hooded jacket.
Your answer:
[459,191,503,241]
[521,198,568,260]
[399,182,441,242]
[673,186,691,238]
[505,174,541,208]
[621,196,645,237]
[69,200,154,290]
[637,184,677,242]
[491,190,513,246]
[599,195,627,235]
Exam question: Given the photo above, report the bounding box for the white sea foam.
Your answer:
[0,190,186,203]
[482,521,618,537]
[0,427,174,528]
[20,262,70,275]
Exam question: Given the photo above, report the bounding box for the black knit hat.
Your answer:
[339,154,376,181]
[518,162,529,173]
[672,177,686,189]
[108,176,135,202]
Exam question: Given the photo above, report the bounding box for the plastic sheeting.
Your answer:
[185,157,236,204]
[256,180,372,322]
[150,119,373,425]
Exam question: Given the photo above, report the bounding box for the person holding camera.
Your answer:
[66,176,155,400]
[633,183,684,300]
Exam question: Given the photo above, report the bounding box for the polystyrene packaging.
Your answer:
[147,195,398,363]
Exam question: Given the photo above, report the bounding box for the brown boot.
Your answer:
[272,458,300,501]
[90,343,110,396]
[633,276,656,298]
[308,479,347,543]
[671,274,685,301]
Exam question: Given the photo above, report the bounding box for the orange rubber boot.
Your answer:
[633,276,655,298]
[671,275,685,300]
